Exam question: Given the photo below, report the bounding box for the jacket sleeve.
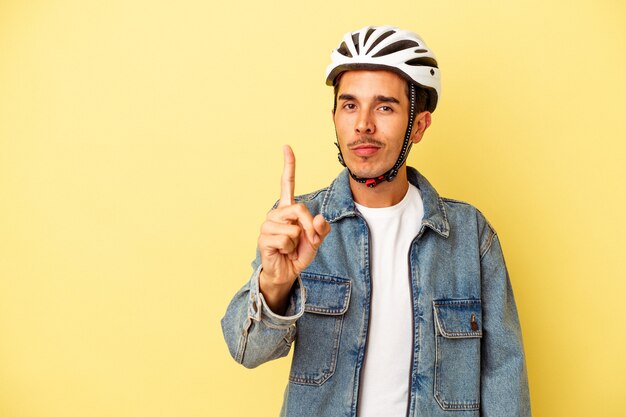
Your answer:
[220,262,306,369]
[479,230,531,417]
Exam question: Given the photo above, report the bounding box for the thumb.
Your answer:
[312,214,331,245]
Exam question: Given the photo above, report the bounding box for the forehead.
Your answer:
[336,70,407,100]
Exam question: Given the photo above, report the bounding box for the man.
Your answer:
[222,26,531,417]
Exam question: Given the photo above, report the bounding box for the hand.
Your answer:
[257,145,331,313]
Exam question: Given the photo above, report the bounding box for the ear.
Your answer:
[411,111,432,144]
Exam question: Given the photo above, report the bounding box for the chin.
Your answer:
[347,165,386,179]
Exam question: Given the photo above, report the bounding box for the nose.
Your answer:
[355,110,375,134]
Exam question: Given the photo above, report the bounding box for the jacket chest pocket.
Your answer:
[433,299,482,411]
[289,273,351,386]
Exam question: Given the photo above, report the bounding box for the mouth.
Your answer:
[348,138,384,157]
[350,145,381,157]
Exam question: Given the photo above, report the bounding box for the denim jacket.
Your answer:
[221,167,531,417]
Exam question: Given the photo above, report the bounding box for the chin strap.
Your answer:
[335,84,417,188]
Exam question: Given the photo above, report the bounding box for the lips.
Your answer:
[347,136,385,158]
[350,144,381,157]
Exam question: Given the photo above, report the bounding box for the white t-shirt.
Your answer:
[354,184,424,417]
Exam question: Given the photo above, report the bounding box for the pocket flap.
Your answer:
[301,273,351,315]
[433,299,482,338]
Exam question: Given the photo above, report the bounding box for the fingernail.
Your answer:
[313,235,320,245]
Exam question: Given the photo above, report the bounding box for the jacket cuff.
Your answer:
[247,265,305,328]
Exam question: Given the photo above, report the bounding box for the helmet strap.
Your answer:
[334,84,417,188]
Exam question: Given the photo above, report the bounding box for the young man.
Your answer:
[222,26,531,417]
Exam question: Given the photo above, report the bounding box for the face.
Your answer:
[332,70,426,180]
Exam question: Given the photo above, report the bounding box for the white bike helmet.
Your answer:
[327,26,441,188]
[326,25,440,113]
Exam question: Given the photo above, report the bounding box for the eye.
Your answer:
[378,105,393,112]
[343,103,356,110]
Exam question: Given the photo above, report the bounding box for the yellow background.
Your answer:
[1,0,625,416]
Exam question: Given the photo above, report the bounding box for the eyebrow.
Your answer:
[374,95,400,104]
[337,94,400,104]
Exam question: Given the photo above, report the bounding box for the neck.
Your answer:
[349,166,410,208]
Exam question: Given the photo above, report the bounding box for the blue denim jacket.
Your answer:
[221,167,531,417]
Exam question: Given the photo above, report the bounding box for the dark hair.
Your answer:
[332,72,430,115]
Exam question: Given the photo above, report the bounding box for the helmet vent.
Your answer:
[405,57,439,68]
[365,30,396,54]
[351,33,360,54]
[372,40,420,57]
[337,42,353,57]
[363,28,376,45]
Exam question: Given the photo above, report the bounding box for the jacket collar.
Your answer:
[321,167,450,238]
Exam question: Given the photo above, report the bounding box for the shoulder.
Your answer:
[294,187,329,203]
[293,186,330,215]
[269,186,330,214]
[440,197,498,257]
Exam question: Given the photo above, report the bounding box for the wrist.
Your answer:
[259,270,295,314]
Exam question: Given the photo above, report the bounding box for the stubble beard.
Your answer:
[343,136,391,179]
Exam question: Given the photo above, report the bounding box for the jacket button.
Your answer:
[470,313,478,331]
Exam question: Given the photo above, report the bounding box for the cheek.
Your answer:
[377,123,399,139]
[334,116,354,136]
[385,119,408,139]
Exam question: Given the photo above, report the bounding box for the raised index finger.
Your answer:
[279,145,295,207]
